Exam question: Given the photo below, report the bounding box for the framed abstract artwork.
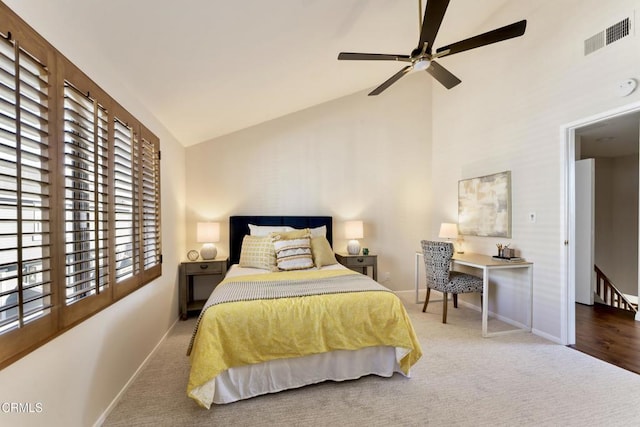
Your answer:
[458,171,511,237]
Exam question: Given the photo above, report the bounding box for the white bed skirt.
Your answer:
[205,346,407,404]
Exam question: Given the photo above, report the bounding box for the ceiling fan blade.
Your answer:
[435,20,527,58]
[418,0,450,54]
[338,52,411,62]
[425,61,461,89]
[368,65,413,96]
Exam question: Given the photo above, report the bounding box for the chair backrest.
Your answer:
[421,240,453,290]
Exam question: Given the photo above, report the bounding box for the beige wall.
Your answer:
[186,73,432,291]
[0,2,187,426]
[431,0,640,340]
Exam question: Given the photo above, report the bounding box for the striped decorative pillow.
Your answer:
[273,238,314,271]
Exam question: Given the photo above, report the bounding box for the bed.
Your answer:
[186,216,422,409]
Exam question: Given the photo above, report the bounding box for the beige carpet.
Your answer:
[103,293,640,426]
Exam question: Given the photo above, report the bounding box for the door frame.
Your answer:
[562,100,640,345]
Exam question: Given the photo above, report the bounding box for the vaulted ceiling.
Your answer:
[6,0,513,146]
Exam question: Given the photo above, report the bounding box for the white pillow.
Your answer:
[309,225,327,238]
[248,224,293,237]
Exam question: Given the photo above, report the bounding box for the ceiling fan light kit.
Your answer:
[413,59,431,71]
[338,0,527,96]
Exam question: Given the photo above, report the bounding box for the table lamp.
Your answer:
[439,222,463,253]
[197,222,220,260]
[345,220,363,255]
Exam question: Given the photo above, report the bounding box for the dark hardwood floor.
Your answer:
[571,303,640,375]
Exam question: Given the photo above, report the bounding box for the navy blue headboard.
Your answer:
[229,216,333,265]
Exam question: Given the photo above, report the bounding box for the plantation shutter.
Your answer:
[0,30,56,362]
[61,80,111,324]
[113,117,137,284]
[140,129,160,278]
[132,129,141,278]
[113,112,161,298]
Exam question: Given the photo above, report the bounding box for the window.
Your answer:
[111,108,162,299]
[140,130,161,275]
[63,82,110,306]
[0,30,52,329]
[113,117,136,283]
[0,4,161,368]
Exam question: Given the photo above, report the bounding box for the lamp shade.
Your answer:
[438,223,458,239]
[197,222,220,243]
[344,220,364,239]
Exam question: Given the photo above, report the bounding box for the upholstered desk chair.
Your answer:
[420,240,483,323]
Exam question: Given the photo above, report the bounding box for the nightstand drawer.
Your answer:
[341,256,375,267]
[184,261,223,275]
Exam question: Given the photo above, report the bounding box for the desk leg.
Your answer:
[483,265,533,337]
[482,267,489,337]
[528,265,533,332]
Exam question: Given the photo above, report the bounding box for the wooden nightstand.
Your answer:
[335,253,378,281]
[179,258,228,320]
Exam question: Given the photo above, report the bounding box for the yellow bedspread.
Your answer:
[187,269,422,409]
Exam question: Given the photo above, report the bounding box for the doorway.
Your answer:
[563,102,640,348]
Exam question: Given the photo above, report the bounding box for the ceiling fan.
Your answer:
[337,0,527,95]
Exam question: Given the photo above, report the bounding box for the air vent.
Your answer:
[606,17,630,44]
[584,32,605,55]
[584,16,632,56]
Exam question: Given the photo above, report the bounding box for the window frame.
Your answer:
[0,3,162,369]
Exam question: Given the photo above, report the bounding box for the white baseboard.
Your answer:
[532,328,563,344]
[93,317,180,427]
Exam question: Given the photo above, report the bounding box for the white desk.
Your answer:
[414,251,533,337]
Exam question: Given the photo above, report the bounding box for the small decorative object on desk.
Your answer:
[492,256,524,262]
[362,248,369,255]
[493,243,523,261]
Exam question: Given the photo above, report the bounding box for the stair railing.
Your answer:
[594,265,638,313]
